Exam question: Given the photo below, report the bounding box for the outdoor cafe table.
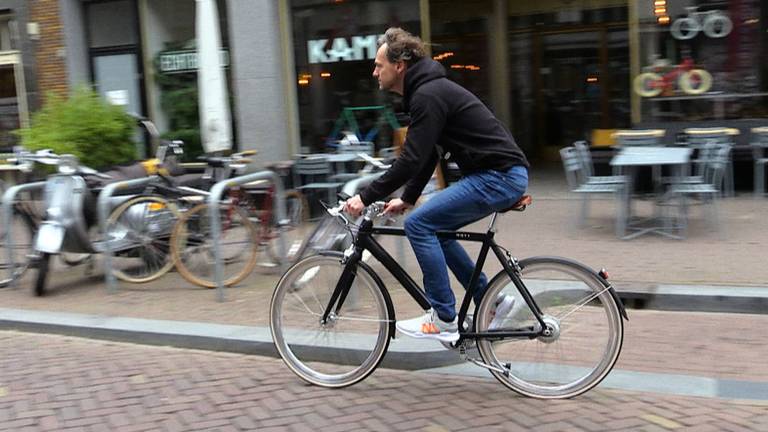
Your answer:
[610,146,693,240]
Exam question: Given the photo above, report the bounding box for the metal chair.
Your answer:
[750,127,768,198]
[667,143,731,238]
[292,156,344,218]
[573,141,625,185]
[330,142,375,182]
[335,141,374,156]
[683,127,739,197]
[560,147,627,236]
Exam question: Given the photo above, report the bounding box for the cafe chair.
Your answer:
[667,144,731,238]
[292,155,344,218]
[573,141,625,185]
[683,127,739,197]
[330,141,375,182]
[560,146,628,236]
[751,127,768,198]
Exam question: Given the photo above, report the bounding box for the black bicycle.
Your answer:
[269,195,627,399]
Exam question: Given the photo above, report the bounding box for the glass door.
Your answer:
[536,31,602,149]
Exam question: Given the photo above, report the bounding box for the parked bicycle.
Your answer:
[270,196,627,399]
[168,170,308,288]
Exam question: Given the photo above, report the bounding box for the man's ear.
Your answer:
[396,61,407,74]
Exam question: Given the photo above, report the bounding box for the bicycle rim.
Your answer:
[477,258,623,399]
[107,196,180,283]
[265,191,311,266]
[171,203,259,288]
[270,254,391,387]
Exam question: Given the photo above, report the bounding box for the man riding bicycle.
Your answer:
[344,27,529,343]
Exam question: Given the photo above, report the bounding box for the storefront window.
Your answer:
[635,0,767,123]
[0,15,25,148]
[291,0,420,153]
[431,1,630,157]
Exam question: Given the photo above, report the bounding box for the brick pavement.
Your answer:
[1,170,767,398]
[1,331,766,432]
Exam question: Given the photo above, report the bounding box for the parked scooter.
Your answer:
[24,133,185,296]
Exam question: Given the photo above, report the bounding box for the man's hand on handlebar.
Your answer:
[343,195,412,218]
[343,194,365,217]
[383,198,411,215]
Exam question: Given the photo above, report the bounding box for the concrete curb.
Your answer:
[615,284,768,315]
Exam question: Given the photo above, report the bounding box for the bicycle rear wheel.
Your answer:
[171,203,259,288]
[270,253,391,387]
[476,257,624,399]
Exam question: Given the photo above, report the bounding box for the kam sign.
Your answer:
[307,34,382,64]
[159,50,230,74]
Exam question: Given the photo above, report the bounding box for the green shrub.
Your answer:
[16,87,137,169]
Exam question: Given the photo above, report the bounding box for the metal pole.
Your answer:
[97,176,159,293]
[208,170,284,301]
[1,182,46,287]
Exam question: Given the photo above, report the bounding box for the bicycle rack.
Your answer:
[209,170,286,302]
[98,176,160,294]
[1,181,46,287]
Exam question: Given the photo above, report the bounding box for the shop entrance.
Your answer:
[533,26,630,151]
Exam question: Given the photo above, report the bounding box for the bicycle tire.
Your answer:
[265,190,310,266]
[170,202,260,288]
[34,252,51,296]
[0,208,36,287]
[476,257,624,399]
[270,253,392,388]
[107,195,181,283]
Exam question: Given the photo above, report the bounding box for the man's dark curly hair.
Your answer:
[377,27,426,65]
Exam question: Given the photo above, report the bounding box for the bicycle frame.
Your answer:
[320,215,549,343]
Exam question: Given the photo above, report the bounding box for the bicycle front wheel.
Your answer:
[270,253,391,387]
[171,203,259,288]
[107,196,181,283]
[476,257,624,399]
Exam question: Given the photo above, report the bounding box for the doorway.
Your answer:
[534,26,630,151]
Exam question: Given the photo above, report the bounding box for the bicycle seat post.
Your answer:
[488,212,500,233]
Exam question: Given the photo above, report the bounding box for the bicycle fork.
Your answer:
[319,247,362,326]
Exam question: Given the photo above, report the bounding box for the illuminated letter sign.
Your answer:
[307,34,381,64]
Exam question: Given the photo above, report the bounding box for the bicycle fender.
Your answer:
[518,256,629,321]
[318,251,397,337]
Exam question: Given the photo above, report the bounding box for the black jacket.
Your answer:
[359,58,529,205]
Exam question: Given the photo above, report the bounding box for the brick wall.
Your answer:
[29,0,69,100]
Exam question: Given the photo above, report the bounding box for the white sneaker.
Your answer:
[489,294,517,330]
[396,309,459,343]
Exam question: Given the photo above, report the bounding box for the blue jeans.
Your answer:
[403,165,528,322]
